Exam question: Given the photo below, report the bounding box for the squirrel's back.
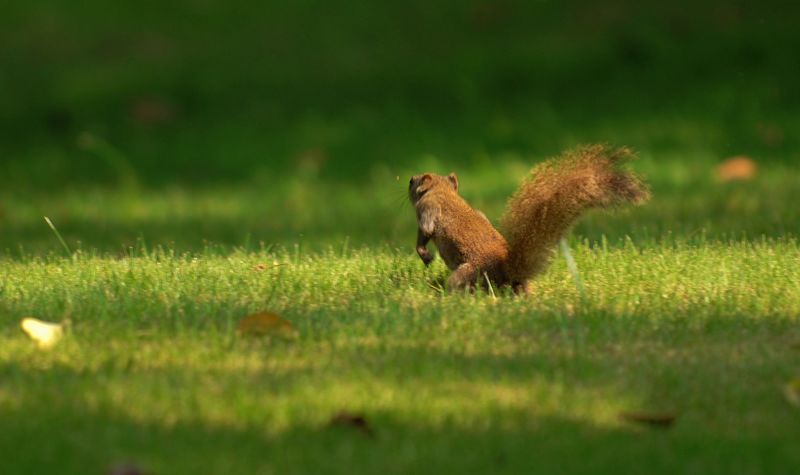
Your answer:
[413,174,508,273]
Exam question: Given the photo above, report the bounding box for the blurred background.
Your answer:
[1,0,798,254]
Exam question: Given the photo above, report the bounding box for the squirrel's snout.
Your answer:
[408,175,420,201]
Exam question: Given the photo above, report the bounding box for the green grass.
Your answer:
[3,0,800,192]
[2,241,799,474]
[3,153,800,255]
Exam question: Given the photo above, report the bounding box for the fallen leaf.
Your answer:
[329,411,374,437]
[296,147,327,176]
[253,261,283,272]
[784,379,800,408]
[237,311,297,338]
[468,0,511,31]
[130,97,175,125]
[756,122,784,147]
[20,317,68,349]
[619,410,677,429]
[716,156,757,182]
[107,462,145,475]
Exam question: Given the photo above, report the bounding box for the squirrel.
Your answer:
[408,144,649,294]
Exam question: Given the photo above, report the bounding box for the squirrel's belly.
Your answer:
[434,234,509,272]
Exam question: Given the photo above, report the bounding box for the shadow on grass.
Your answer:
[2,302,800,474]
[1,384,797,475]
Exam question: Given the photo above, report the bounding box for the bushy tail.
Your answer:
[500,144,649,283]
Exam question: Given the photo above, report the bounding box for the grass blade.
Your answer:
[559,237,585,297]
[43,216,72,256]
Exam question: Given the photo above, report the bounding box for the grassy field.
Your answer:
[2,1,800,473]
[2,242,800,474]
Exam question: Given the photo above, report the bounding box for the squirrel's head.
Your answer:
[408,173,459,204]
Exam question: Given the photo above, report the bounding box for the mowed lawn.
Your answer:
[1,240,799,474]
[3,1,800,473]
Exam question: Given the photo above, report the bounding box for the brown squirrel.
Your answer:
[408,144,649,293]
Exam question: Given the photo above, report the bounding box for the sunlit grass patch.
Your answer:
[1,241,799,473]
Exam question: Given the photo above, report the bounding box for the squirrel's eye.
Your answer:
[409,178,414,185]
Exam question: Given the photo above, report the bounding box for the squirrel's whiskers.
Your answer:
[391,187,411,209]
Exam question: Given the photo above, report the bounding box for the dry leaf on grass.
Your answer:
[237,311,297,338]
[329,411,374,437]
[107,462,145,475]
[784,379,800,408]
[20,317,69,349]
[756,122,784,147]
[716,156,757,182]
[130,97,175,125]
[619,411,677,429]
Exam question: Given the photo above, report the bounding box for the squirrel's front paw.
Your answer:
[418,251,434,266]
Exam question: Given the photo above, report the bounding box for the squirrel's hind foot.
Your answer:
[512,281,531,296]
[446,263,479,292]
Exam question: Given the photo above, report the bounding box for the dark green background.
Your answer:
[1,1,798,252]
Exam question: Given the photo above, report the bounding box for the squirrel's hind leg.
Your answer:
[512,281,530,296]
[446,263,479,292]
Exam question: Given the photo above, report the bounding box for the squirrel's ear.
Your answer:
[447,173,459,192]
[415,174,433,194]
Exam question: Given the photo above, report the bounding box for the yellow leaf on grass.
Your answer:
[20,317,68,349]
[784,379,800,408]
[237,311,297,338]
[716,156,757,182]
